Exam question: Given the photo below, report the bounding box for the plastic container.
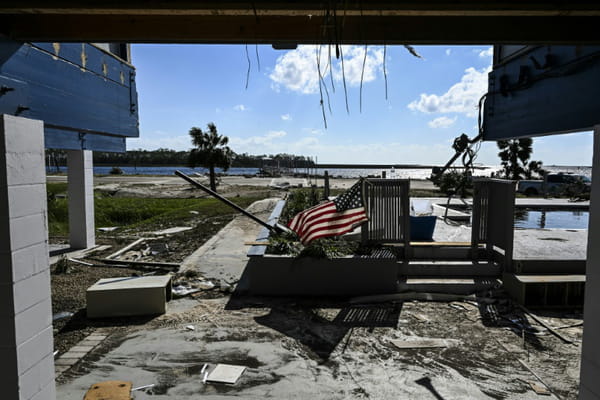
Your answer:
[410,215,437,241]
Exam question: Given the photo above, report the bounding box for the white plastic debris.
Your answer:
[206,364,246,384]
[171,285,201,297]
[52,311,74,321]
[185,325,195,331]
[410,199,433,216]
[98,227,119,232]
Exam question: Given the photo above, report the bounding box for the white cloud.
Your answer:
[269,46,322,94]
[233,104,247,111]
[407,66,490,117]
[303,128,324,136]
[332,46,384,86]
[269,45,384,94]
[266,130,287,138]
[281,114,291,121]
[446,49,452,56]
[428,116,457,129]
[228,130,287,150]
[479,47,493,58]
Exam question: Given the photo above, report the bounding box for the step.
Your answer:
[410,246,488,260]
[503,273,585,308]
[398,277,500,295]
[513,259,586,274]
[399,260,501,277]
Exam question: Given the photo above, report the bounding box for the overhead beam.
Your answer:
[2,1,600,17]
[2,15,600,44]
[2,1,600,43]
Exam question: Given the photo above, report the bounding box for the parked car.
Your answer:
[517,173,591,196]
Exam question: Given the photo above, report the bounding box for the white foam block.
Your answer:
[206,364,246,384]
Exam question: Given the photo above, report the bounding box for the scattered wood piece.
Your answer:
[84,380,132,400]
[106,238,148,260]
[81,244,112,256]
[132,384,155,392]
[93,258,179,269]
[517,359,562,400]
[516,305,574,344]
[450,301,478,312]
[206,364,246,384]
[244,241,269,246]
[390,338,449,349]
[68,258,94,266]
[527,380,551,396]
[409,312,430,323]
[555,322,583,330]
[152,226,192,235]
[496,339,563,400]
[350,292,477,304]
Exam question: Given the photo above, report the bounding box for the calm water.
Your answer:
[47,166,261,176]
[514,210,589,229]
[46,164,592,180]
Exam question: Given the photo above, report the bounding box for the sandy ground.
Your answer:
[55,198,584,399]
[47,174,436,198]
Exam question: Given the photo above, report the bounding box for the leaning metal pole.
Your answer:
[175,170,287,234]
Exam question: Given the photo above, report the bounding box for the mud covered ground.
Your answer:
[49,187,280,355]
[57,289,583,399]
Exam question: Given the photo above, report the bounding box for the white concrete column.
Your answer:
[580,125,600,399]
[67,150,95,249]
[0,115,56,400]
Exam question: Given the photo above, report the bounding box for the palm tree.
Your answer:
[497,138,544,180]
[188,123,232,191]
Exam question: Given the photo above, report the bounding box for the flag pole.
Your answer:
[175,170,290,234]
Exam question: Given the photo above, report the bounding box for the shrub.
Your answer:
[109,166,124,175]
[431,170,472,197]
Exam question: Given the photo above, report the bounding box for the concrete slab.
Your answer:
[55,198,582,400]
[86,276,172,318]
[55,298,569,400]
[180,198,280,285]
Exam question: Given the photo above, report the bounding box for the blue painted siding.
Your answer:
[483,45,600,140]
[0,39,138,152]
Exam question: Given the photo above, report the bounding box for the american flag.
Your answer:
[288,181,368,245]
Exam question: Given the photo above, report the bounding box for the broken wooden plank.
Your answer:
[92,258,179,269]
[496,338,563,400]
[516,305,575,344]
[244,241,270,246]
[527,380,551,396]
[68,258,94,266]
[84,380,132,400]
[105,238,148,260]
[555,322,583,330]
[81,244,112,256]
[390,338,449,349]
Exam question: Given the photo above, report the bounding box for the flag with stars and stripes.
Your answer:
[288,180,368,245]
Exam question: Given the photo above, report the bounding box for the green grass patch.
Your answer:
[47,188,261,237]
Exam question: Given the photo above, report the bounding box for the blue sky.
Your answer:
[128,44,593,166]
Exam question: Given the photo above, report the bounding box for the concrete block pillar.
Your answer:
[0,115,56,400]
[67,149,95,249]
[580,125,600,399]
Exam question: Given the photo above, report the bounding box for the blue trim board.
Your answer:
[0,39,138,151]
[44,127,126,152]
